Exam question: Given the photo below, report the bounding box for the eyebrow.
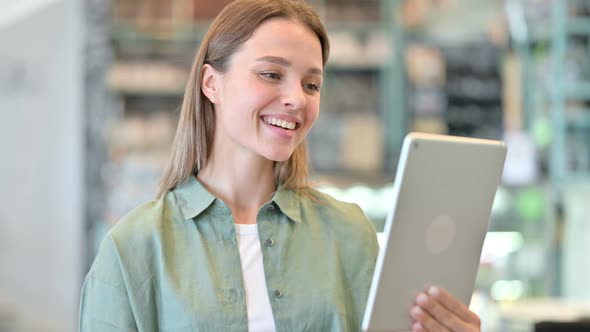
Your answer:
[255,56,323,76]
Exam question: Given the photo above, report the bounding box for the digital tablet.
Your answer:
[362,132,507,332]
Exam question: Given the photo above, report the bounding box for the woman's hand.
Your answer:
[409,286,481,332]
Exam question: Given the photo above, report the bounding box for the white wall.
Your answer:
[0,0,83,330]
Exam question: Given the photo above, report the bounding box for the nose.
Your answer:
[280,81,306,111]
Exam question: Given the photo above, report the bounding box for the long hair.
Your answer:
[156,0,329,198]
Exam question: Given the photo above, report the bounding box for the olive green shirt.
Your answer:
[79,175,379,332]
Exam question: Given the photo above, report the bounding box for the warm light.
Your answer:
[317,184,394,218]
[480,231,524,263]
[491,280,525,301]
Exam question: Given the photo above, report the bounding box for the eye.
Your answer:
[260,72,281,80]
[304,82,321,92]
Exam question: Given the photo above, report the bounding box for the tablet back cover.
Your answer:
[362,133,506,332]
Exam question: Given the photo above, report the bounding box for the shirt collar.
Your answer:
[272,188,302,223]
[173,175,217,220]
[172,174,302,223]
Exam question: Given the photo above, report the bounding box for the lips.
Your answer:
[260,115,302,139]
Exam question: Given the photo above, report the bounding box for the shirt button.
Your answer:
[265,238,275,246]
[274,289,283,298]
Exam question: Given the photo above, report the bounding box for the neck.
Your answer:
[197,147,277,214]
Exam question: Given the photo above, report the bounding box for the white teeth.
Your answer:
[264,117,296,130]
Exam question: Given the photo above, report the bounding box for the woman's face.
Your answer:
[205,17,323,162]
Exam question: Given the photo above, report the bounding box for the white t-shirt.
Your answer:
[235,223,277,332]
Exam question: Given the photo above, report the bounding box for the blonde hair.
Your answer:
[156,0,329,198]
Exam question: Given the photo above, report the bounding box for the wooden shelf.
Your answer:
[107,61,188,95]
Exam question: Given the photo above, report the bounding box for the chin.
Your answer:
[262,149,294,163]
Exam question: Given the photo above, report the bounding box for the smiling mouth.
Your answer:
[262,116,299,130]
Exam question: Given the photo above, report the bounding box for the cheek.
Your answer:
[236,80,278,112]
[223,74,265,105]
[306,103,320,128]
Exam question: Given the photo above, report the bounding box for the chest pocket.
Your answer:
[155,284,248,332]
[286,290,357,332]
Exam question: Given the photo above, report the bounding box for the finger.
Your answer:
[411,321,427,332]
[415,292,472,332]
[410,304,451,332]
[427,286,481,326]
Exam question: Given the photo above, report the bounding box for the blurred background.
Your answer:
[1,0,590,331]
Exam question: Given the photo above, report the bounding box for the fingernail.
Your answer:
[413,321,423,331]
[428,286,439,296]
[417,293,428,304]
[411,305,421,316]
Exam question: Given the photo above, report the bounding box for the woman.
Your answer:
[80,0,482,331]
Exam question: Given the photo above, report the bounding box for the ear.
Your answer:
[201,63,220,104]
